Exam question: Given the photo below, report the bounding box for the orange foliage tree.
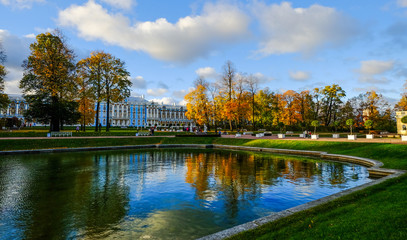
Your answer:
[185,84,210,127]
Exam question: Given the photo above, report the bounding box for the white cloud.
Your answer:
[0,0,44,9]
[289,71,311,81]
[3,67,23,94]
[101,0,134,10]
[24,33,36,39]
[58,1,249,62]
[353,86,398,95]
[359,60,394,75]
[0,29,33,94]
[147,88,168,96]
[397,0,407,7]
[173,89,188,99]
[253,2,359,56]
[132,76,146,89]
[178,99,187,106]
[358,76,390,84]
[357,60,395,84]
[150,97,175,105]
[253,72,273,84]
[195,67,218,79]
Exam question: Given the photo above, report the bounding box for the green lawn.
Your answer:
[1,137,407,239]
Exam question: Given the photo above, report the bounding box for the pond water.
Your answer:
[0,149,372,239]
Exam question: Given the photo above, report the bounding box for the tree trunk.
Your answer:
[95,101,100,132]
[51,96,60,132]
[106,97,110,132]
[252,94,255,130]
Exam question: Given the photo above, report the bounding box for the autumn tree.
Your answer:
[281,90,300,126]
[245,74,259,130]
[185,80,210,127]
[270,92,283,126]
[77,51,108,132]
[207,82,221,130]
[234,74,250,129]
[361,91,386,122]
[20,31,79,131]
[319,84,346,126]
[0,42,10,111]
[296,90,313,128]
[75,64,96,131]
[101,54,131,132]
[395,82,407,111]
[220,60,236,130]
[78,51,131,132]
[395,96,407,111]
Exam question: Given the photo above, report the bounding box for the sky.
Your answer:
[1,0,407,105]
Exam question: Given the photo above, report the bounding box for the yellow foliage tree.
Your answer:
[185,84,210,126]
[75,71,95,131]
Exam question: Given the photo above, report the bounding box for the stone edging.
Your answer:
[1,143,404,240]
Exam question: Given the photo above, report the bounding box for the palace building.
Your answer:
[395,111,407,135]
[1,95,193,128]
[0,94,29,122]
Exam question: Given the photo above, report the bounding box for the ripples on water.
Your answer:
[0,149,371,239]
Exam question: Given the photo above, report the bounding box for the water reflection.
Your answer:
[0,149,371,239]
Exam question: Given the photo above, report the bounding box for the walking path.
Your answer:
[1,134,406,144]
[0,135,172,140]
[222,134,407,144]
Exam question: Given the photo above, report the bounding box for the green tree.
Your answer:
[346,119,354,135]
[364,119,373,134]
[311,120,319,135]
[278,122,285,133]
[0,42,10,111]
[333,120,340,133]
[20,31,79,131]
[255,89,273,128]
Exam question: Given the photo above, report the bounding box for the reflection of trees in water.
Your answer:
[322,163,346,185]
[183,151,353,219]
[0,152,130,239]
[0,150,364,239]
[73,154,130,238]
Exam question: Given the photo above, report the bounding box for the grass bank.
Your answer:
[2,137,407,239]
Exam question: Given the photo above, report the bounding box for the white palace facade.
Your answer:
[1,95,193,128]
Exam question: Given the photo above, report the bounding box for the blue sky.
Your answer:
[1,0,407,105]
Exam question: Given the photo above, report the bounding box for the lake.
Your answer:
[0,149,372,239]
